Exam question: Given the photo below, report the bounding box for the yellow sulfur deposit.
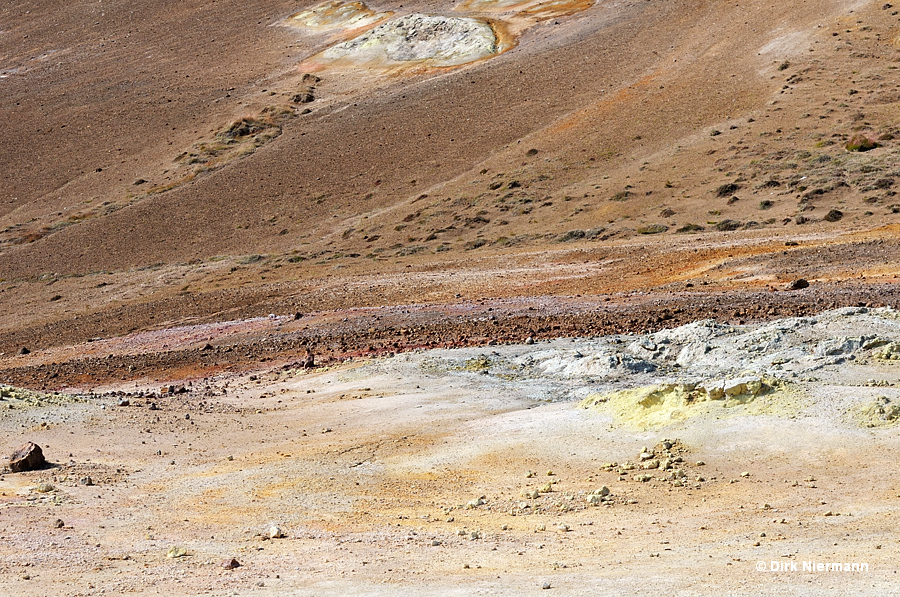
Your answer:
[580,377,794,429]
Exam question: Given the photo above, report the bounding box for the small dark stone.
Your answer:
[201,343,213,351]
[148,402,159,411]
[10,442,45,472]
[117,398,130,407]
[302,352,315,369]
[788,278,810,290]
[133,179,147,186]
[292,91,314,104]
[714,219,742,232]
[18,347,30,355]
[716,182,741,197]
[221,558,241,570]
[294,312,304,320]
[53,518,65,529]
[823,209,843,222]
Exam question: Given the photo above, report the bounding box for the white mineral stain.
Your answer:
[288,0,391,33]
[320,13,498,67]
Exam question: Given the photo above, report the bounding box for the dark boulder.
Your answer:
[9,442,45,472]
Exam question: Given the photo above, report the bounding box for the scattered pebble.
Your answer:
[166,546,188,558]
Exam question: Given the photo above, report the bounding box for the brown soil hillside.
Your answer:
[1,0,899,347]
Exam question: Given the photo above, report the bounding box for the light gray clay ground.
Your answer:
[2,307,899,595]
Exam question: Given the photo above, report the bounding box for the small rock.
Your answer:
[166,546,188,558]
[740,471,750,477]
[9,442,45,472]
[80,476,94,486]
[525,337,535,345]
[292,91,314,104]
[592,486,610,497]
[18,347,30,355]
[542,582,552,590]
[117,398,130,407]
[823,209,843,222]
[431,539,442,546]
[53,518,65,529]
[35,483,54,493]
[221,558,240,570]
[269,525,285,539]
[787,278,809,290]
[465,496,486,509]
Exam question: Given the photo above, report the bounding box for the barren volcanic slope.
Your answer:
[3,0,900,594]
[0,0,899,345]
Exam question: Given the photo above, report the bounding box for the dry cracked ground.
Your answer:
[3,0,900,594]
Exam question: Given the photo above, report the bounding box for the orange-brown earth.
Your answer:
[3,0,900,594]
[2,0,900,363]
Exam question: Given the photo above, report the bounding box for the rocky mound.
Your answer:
[321,14,498,66]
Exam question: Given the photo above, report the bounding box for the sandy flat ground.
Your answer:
[2,310,899,596]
